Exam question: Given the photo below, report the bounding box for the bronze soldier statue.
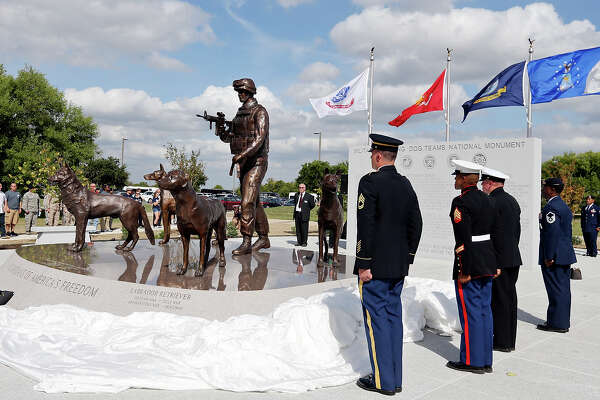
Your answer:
[203,78,270,255]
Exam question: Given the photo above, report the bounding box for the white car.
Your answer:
[140,190,155,203]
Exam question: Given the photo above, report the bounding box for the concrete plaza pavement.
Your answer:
[0,236,599,399]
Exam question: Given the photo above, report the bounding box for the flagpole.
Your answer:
[526,38,534,138]
[445,48,452,142]
[368,47,374,144]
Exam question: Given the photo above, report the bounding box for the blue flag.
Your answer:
[462,61,525,121]
[528,46,600,104]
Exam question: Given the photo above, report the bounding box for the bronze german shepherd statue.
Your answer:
[317,169,344,267]
[143,164,177,244]
[49,162,155,252]
[157,168,226,276]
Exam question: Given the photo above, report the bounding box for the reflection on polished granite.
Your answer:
[16,240,353,291]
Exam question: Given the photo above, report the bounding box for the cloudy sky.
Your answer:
[2,0,600,188]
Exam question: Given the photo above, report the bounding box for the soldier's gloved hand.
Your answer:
[458,272,471,284]
[232,154,243,164]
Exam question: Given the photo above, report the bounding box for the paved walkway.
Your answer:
[0,239,599,399]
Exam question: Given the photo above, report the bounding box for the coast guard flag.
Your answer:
[309,68,369,118]
[388,69,445,127]
[462,61,525,122]
[528,46,600,104]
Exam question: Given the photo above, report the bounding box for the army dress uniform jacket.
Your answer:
[489,187,522,269]
[450,185,498,280]
[539,196,577,266]
[353,165,423,279]
[580,203,600,233]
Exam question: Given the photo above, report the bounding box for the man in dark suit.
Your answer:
[538,178,577,333]
[481,167,522,352]
[293,183,315,246]
[581,195,599,257]
[447,160,498,374]
[355,134,422,395]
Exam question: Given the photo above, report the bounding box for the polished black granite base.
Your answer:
[16,240,352,291]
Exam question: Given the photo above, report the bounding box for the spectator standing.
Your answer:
[22,186,40,233]
[134,190,143,227]
[89,183,100,232]
[5,183,22,236]
[152,189,161,227]
[293,183,315,246]
[45,192,61,226]
[0,183,7,238]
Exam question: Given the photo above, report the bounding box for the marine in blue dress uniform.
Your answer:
[447,160,498,374]
[354,134,423,396]
[481,167,522,352]
[538,178,577,333]
[581,195,599,257]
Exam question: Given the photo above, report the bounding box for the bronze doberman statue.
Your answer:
[157,169,226,276]
[317,169,344,267]
[49,162,155,252]
[143,164,177,244]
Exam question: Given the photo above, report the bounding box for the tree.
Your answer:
[296,160,348,192]
[163,142,207,190]
[261,178,296,197]
[213,184,224,190]
[83,156,129,189]
[542,154,586,213]
[0,65,98,182]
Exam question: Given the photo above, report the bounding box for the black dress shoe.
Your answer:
[536,323,569,333]
[493,346,512,352]
[0,291,14,305]
[356,375,395,396]
[446,361,485,374]
[483,365,493,373]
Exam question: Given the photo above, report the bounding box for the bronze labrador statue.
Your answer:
[157,169,226,276]
[143,164,177,244]
[317,169,344,267]
[49,163,155,252]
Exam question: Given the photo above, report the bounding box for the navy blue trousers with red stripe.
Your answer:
[359,278,404,392]
[454,277,493,367]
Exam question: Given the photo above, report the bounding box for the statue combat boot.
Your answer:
[232,235,253,255]
[251,235,270,252]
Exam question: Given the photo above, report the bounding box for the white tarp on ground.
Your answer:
[0,277,460,394]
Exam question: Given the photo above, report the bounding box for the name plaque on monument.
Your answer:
[347,138,542,268]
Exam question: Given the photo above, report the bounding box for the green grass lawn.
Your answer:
[263,206,347,222]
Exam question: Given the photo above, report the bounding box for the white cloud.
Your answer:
[276,0,314,8]
[352,0,453,13]
[330,3,600,85]
[0,0,215,70]
[299,62,340,82]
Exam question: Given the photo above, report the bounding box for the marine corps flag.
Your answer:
[462,61,525,121]
[388,69,446,127]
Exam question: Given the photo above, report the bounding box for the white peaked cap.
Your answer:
[481,166,510,181]
[451,159,483,175]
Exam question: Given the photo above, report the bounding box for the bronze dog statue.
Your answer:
[49,162,155,252]
[143,164,177,244]
[157,169,226,276]
[317,169,344,267]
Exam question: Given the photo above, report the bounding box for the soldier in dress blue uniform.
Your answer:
[481,167,522,352]
[447,160,498,374]
[538,178,577,333]
[355,134,422,396]
[580,195,599,257]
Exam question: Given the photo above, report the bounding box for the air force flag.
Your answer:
[309,68,369,118]
[528,46,600,104]
[462,61,525,122]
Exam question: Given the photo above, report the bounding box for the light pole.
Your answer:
[121,137,128,167]
[313,131,321,161]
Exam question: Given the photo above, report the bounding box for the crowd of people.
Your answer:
[353,133,581,396]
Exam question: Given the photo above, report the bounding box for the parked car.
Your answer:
[220,194,242,210]
[260,195,282,208]
[282,198,296,206]
[140,190,155,203]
